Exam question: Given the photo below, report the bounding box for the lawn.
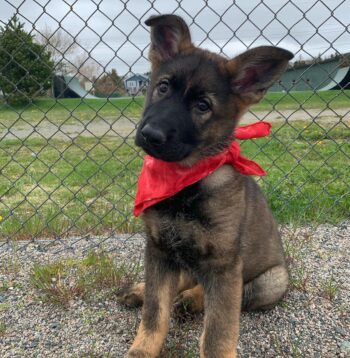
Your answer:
[0,90,350,130]
[252,89,350,111]
[0,96,145,129]
[0,119,349,240]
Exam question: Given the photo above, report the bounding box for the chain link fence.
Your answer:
[0,0,349,252]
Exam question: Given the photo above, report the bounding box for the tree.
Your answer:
[94,69,126,97]
[0,16,54,104]
[36,25,103,83]
[110,69,123,85]
[36,25,79,74]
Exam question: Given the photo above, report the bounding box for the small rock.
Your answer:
[340,341,350,353]
[49,322,61,329]
[336,327,347,336]
[25,340,39,349]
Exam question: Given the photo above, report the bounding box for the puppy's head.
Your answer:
[135,14,293,165]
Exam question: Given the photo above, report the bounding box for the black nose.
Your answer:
[141,124,167,146]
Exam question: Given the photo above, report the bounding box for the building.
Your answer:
[124,74,149,95]
[270,58,350,92]
[52,75,98,99]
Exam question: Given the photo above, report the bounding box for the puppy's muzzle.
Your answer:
[141,124,166,146]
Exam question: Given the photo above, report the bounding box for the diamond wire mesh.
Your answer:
[0,0,349,253]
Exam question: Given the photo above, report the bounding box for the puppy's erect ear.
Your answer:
[226,46,293,104]
[145,14,193,69]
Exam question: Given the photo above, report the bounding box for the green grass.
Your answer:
[0,120,349,239]
[246,120,350,224]
[0,90,349,129]
[0,136,143,239]
[0,96,145,128]
[252,89,350,111]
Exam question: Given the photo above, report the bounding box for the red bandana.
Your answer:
[134,121,271,216]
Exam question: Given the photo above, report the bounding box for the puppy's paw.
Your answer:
[173,286,204,318]
[117,283,145,307]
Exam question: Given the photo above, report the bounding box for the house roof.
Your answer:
[125,74,148,82]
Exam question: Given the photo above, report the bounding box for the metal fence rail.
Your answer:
[0,0,349,251]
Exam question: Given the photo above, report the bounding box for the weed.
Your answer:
[289,266,309,292]
[78,251,137,293]
[0,303,11,312]
[0,320,6,336]
[277,300,292,310]
[30,260,82,306]
[271,332,303,358]
[0,280,9,293]
[283,231,306,264]
[319,275,339,300]
[282,227,312,293]
[30,250,139,307]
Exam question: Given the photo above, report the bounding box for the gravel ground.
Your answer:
[0,223,349,357]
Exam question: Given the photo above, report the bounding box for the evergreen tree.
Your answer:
[109,68,122,85]
[0,16,54,104]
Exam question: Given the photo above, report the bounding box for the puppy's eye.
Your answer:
[196,99,211,113]
[158,80,169,95]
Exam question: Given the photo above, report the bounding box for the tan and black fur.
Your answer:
[118,14,293,358]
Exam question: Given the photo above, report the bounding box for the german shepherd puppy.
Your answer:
[118,14,293,358]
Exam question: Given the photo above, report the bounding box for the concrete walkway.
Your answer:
[1,108,349,141]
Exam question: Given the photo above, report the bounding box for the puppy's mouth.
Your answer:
[136,135,193,162]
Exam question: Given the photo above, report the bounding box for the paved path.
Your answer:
[1,108,349,141]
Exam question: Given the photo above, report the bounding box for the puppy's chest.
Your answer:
[144,183,214,267]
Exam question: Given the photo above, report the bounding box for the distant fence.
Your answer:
[0,0,349,251]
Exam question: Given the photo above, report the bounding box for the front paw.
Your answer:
[117,283,144,307]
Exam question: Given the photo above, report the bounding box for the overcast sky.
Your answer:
[1,0,350,76]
